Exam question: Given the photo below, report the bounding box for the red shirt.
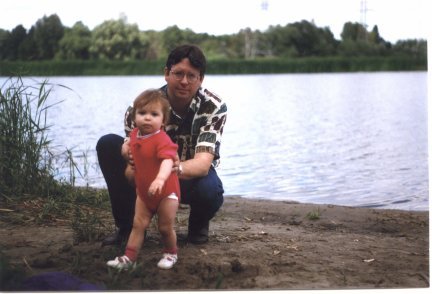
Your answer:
[130,128,180,212]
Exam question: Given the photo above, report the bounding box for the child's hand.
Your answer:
[148,178,165,197]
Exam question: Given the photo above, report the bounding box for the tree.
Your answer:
[0,14,425,62]
[161,25,187,53]
[339,22,390,56]
[0,25,39,61]
[241,28,257,58]
[0,29,12,60]
[201,34,243,59]
[17,27,38,60]
[340,22,368,42]
[140,30,163,60]
[33,14,64,59]
[89,18,145,60]
[317,26,338,56]
[57,21,91,59]
[265,21,337,58]
[369,25,381,44]
[393,39,427,58]
[290,20,337,56]
[8,25,28,60]
[266,24,299,57]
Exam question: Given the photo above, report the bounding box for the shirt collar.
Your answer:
[137,129,160,139]
[162,84,201,117]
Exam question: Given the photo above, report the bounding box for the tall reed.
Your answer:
[0,77,58,198]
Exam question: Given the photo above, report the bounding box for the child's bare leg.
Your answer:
[107,194,152,269]
[156,195,179,269]
[125,194,153,261]
[157,195,179,252]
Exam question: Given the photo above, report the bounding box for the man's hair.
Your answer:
[132,89,170,126]
[165,44,207,77]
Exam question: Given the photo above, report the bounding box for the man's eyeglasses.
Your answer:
[170,71,200,83]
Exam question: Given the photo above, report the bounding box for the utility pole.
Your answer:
[360,0,369,29]
[360,0,370,41]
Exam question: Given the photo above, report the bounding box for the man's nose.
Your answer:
[180,74,190,84]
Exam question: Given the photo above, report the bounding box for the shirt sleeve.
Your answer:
[196,101,228,161]
[157,135,178,161]
[124,105,135,137]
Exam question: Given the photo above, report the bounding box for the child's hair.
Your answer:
[132,89,170,126]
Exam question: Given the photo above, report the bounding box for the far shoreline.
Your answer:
[221,194,430,212]
[0,56,427,77]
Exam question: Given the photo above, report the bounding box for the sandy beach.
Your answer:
[0,196,429,290]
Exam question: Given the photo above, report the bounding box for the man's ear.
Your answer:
[164,67,170,77]
[164,67,170,82]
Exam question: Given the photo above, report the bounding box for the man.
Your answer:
[96,44,227,245]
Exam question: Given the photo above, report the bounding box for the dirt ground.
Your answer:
[0,196,429,290]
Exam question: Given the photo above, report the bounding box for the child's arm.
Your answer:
[148,159,174,197]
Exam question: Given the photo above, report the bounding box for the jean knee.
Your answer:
[96,133,122,154]
[195,183,222,204]
[193,172,224,208]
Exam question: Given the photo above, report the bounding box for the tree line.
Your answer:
[0,14,426,62]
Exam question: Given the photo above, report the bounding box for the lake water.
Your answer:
[2,72,428,211]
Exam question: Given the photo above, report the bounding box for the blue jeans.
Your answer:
[96,134,224,234]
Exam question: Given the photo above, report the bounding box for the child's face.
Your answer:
[134,102,164,135]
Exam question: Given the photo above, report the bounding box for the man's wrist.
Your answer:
[177,163,183,176]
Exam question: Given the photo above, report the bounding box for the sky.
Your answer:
[1,0,429,43]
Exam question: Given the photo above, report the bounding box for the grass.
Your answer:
[1,77,101,193]
[306,208,321,220]
[0,77,115,290]
[0,77,56,198]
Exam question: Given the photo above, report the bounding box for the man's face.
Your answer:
[164,58,204,104]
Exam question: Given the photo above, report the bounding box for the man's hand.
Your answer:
[172,154,180,174]
[121,138,134,166]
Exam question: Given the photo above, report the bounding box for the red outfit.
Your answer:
[130,128,180,212]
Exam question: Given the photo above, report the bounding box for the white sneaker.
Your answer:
[157,253,178,269]
[107,255,135,270]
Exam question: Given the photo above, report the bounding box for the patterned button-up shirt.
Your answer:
[124,85,228,167]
